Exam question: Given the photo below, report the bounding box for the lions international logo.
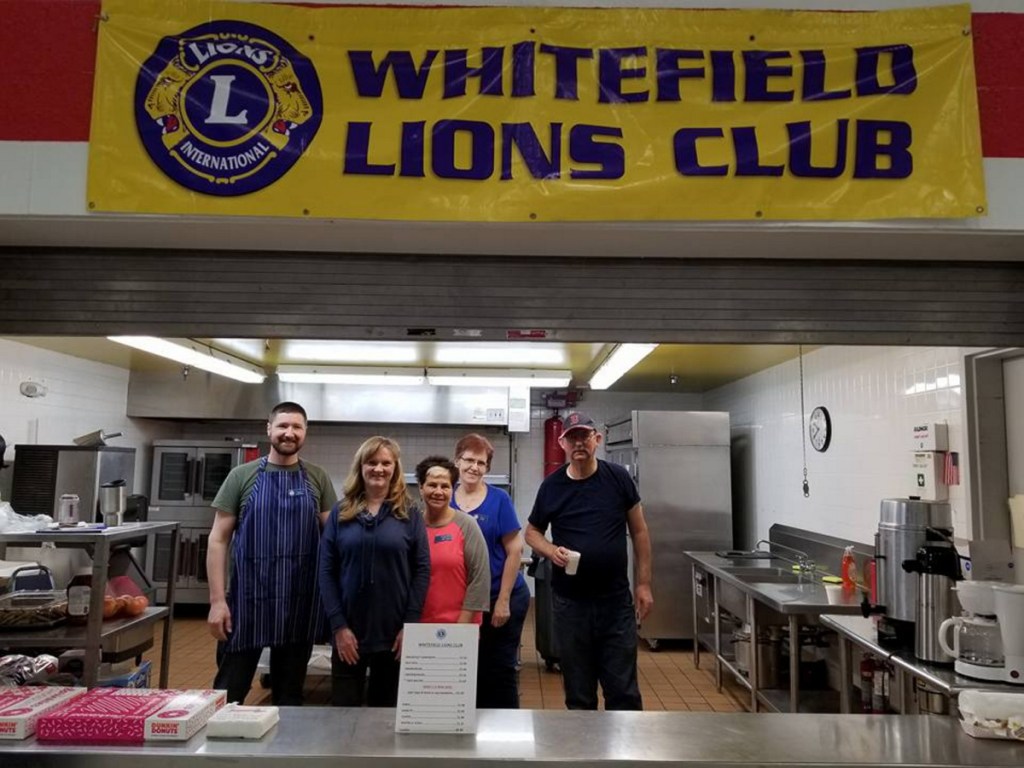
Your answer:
[134,21,322,196]
[435,628,447,640]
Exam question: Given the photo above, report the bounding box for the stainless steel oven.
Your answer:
[147,440,248,604]
[149,525,210,602]
[151,443,244,507]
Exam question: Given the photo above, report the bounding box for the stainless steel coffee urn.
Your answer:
[902,543,961,664]
[874,498,953,647]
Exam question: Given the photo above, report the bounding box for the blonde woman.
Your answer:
[318,436,430,707]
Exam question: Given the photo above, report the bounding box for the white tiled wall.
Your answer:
[703,346,981,548]
[0,338,177,501]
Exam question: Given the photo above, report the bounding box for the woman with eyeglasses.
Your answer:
[416,455,490,626]
[318,436,431,707]
[452,434,530,709]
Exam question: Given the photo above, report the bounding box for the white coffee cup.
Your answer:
[565,550,581,575]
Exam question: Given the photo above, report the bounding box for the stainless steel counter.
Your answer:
[686,552,864,715]
[3,708,1024,767]
[0,522,179,688]
[821,613,1024,713]
[686,552,864,616]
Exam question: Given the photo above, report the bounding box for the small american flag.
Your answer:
[943,452,960,486]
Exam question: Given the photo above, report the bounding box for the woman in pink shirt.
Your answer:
[416,456,490,624]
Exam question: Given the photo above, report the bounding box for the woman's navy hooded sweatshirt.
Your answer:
[318,500,431,653]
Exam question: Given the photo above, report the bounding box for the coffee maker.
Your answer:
[939,581,1005,680]
[869,498,954,649]
[993,584,1024,684]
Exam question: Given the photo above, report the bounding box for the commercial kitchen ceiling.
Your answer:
[7,337,803,393]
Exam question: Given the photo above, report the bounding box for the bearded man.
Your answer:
[206,401,337,705]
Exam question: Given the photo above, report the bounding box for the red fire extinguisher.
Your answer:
[859,655,875,713]
[543,415,566,476]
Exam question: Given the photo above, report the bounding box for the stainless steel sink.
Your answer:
[712,566,817,619]
[734,573,807,584]
[714,550,776,560]
[720,567,804,580]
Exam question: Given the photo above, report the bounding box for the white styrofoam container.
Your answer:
[206,704,280,739]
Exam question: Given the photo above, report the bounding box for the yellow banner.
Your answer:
[88,1,986,221]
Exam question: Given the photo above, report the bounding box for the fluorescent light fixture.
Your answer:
[277,365,425,386]
[433,343,565,366]
[107,336,266,383]
[205,338,268,360]
[426,368,571,388]
[282,340,419,364]
[588,343,658,390]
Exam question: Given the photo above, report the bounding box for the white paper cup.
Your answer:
[824,584,844,605]
[565,550,581,575]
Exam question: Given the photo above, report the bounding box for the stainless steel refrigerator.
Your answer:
[606,411,732,646]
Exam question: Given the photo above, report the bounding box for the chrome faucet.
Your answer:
[755,539,815,572]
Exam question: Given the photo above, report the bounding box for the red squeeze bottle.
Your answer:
[841,546,857,592]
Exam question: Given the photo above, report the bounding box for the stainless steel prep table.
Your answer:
[821,613,1024,714]
[0,522,180,687]
[686,551,864,714]
[3,708,1023,767]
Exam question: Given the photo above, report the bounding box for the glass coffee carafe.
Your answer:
[939,615,1004,667]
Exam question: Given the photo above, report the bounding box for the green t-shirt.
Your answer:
[212,458,338,516]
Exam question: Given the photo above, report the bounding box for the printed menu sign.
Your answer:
[396,623,478,734]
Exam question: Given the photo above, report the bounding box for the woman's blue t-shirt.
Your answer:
[452,484,527,602]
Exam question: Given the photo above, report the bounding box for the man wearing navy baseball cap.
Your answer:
[526,411,653,710]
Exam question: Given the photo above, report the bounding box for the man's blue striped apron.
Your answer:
[225,457,326,651]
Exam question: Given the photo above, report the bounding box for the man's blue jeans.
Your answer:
[552,588,642,710]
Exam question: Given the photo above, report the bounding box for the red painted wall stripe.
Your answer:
[972,14,1024,159]
[1,2,1022,157]
[1,0,99,142]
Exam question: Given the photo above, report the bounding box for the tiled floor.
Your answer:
[146,605,746,711]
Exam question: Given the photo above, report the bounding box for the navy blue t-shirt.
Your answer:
[528,460,640,599]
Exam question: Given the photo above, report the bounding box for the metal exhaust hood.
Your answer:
[126,369,511,426]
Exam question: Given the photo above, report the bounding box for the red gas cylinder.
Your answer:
[543,416,566,476]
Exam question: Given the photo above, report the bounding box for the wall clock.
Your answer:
[809,406,832,452]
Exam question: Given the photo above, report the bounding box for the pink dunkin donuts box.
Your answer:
[144,689,227,741]
[38,688,226,744]
[0,686,87,740]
